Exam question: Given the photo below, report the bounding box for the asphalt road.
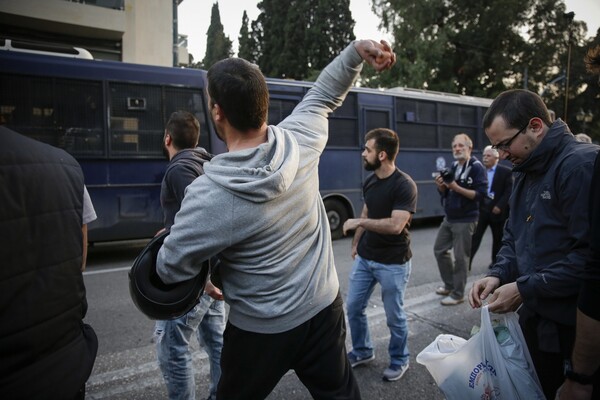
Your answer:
[83,221,494,399]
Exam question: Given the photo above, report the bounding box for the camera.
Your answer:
[439,168,454,184]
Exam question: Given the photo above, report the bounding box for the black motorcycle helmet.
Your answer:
[128,230,209,320]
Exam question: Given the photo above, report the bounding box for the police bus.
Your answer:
[0,42,492,242]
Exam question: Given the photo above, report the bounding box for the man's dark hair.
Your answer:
[585,44,600,75]
[207,58,269,131]
[165,111,200,149]
[483,89,553,130]
[365,128,399,161]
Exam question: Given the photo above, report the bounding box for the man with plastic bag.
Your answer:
[469,89,599,399]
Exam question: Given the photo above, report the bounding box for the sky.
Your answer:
[178,0,600,61]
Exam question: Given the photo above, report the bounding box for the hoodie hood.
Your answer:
[513,119,572,175]
[203,126,300,203]
[170,147,212,165]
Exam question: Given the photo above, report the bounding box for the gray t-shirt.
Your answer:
[83,186,97,225]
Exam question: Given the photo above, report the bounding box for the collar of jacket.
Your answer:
[512,119,572,175]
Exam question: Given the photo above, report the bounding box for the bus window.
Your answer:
[396,99,437,123]
[440,103,478,126]
[327,93,358,147]
[0,73,104,155]
[164,87,210,150]
[418,101,437,123]
[109,83,163,157]
[396,122,437,148]
[54,78,104,156]
[268,98,297,125]
[394,99,440,148]
[459,106,477,126]
[365,109,389,133]
[440,125,477,148]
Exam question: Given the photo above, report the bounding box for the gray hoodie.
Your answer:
[157,43,363,334]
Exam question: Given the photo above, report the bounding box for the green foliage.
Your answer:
[249,0,355,80]
[238,11,257,63]
[201,2,233,69]
[369,0,599,139]
[197,0,599,139]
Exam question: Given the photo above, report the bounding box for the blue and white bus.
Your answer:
[0,47,492,242]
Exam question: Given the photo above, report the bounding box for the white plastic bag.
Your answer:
[416,305,545,399]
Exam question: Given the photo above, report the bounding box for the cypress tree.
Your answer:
[202,2,233,69]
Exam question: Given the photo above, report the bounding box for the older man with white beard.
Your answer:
[433,133,488,305]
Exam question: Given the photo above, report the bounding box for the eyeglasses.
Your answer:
[491,121,529,151]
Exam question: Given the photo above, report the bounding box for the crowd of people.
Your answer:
[2,38,599,400]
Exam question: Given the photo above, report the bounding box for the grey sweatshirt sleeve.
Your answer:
[156,176,232,284]
[277,42,364,152]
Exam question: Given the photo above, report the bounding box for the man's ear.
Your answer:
[164,131,172,146]
[529,117,545,137]
[212,103,224,122]
[529,117,543,130]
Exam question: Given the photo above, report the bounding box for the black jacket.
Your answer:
[0,127,97,399]
[489,120,598,351]
[161,147,212,229]
[485,163,513,222]
[441,156,488,223]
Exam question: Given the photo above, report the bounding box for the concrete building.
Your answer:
[0,0,189,66]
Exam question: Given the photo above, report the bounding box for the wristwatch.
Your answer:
[564,359,594,385]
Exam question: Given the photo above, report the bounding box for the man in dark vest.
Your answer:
[0,127,98,399]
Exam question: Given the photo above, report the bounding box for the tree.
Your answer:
[249,0,355,80]
[202,2,233,69]
[370,0,530,96]
[238,11,257,63]
[369,0,598,138]
[304,0,355,74]
[254,0,288,77]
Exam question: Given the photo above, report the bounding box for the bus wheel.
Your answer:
[324,199,348,240]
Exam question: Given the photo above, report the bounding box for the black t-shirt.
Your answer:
[357,168,417,265]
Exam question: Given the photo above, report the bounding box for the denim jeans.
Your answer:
[346,255,411,368]
[155,293,226,400]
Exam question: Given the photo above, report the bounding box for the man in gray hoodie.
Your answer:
[156,40,396,399]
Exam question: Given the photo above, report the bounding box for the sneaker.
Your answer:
[441,296,465,306]
[383,363,409,381]
[347,352,375,368]
[435,286,451,296]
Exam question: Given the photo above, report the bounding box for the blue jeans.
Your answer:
[155,293,226,400]
[346,255,411,368]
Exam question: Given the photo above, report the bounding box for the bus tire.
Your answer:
[324,199,348,241]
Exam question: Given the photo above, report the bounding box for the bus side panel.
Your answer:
[318,148,363,216]
[82,160,166,242]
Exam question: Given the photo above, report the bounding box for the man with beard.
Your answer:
[154,111,225,400]
[433,133,487,305]
[342,128,417,382]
